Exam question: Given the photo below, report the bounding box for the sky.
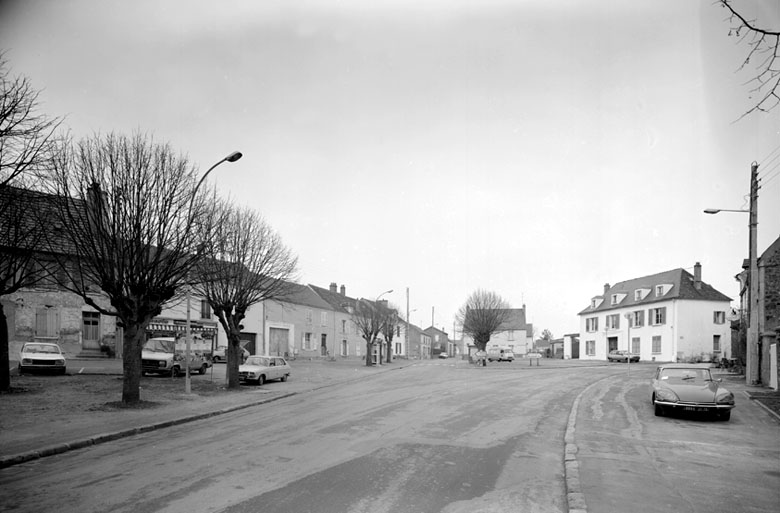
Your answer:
[1,0,778,338]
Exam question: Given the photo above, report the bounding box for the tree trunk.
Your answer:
[365,340,373,367]
[121,324,144,404]
[386,340,392,364]
[226,330,243,388]
[0,303,10,392]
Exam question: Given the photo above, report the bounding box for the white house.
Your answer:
[578,263,732,363]
[462,307,533,357]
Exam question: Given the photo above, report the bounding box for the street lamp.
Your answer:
[375,289,393,301]
[703,162,759,385]
[184,150,243,394]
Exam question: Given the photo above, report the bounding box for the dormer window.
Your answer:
[611,295,619,305]
[655,285,664,297]
[590,297,603,309]
[634,290,642,301]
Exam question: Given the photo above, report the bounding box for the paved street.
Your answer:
[1,361,778,513]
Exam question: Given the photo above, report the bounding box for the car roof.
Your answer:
[656,363,712,369]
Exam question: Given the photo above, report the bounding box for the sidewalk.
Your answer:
[0,358,405,469]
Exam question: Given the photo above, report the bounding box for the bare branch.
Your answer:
[718,0,780,118]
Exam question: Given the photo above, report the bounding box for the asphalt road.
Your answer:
[1,362,777,513]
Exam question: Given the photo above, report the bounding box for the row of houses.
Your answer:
[3,277,457,363]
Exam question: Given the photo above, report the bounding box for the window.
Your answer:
[634,290,642,301]
[435,335,440,342]
[508,330,515,340]
[611,294,619,305]
[631,337,640,354]
[713,335,721,353]
[591,299,597,308]
[655,285,664,297]
[303,332,313,351]
[200,300,212,319]
[586,340,595,356]
[82,312,100,342]
[606,314,620,330]
[396,326,401,337]
[586,317,598,332]
[649,307,666,325]
[342,319,347,333]
[341,340,348,356]
[713,311,725,324]
[652,335,662,353]
[630,310,644,328]
[305,309,313,323]
[35,308,59,338]
[321,312,327,327]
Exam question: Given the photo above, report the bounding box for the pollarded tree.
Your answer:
[456,289,512,359]
[0,57,62,392]
[717,0,780,118]
[193,201,298,389]
[352,299,386,367]
[46,132,222,404]
[380,302,400,364]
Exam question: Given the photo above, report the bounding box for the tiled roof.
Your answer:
[498,308,527,330]
[275,282,333,310]
[309,284,357,312]
[578,267,731,315]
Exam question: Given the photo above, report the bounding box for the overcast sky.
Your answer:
[2,0,778,338]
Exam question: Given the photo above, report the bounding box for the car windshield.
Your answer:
[245,356,270,366]
[660,368,712,381]
[23,344,60,354]
[143,339,175,353]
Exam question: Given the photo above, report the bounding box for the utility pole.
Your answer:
[406,287,410,359]
[747,162,759,385]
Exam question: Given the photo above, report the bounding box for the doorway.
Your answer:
[321,334,327,356]
[608,337,618,352]
[269,328,288,356]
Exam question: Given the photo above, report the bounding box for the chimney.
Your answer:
[694,262,702,290]
[340,285,346,296]
[603,283,610,295]
[329,282,337,293]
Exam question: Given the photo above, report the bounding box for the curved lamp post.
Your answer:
[703,162,759,385]
[185,151,243,394]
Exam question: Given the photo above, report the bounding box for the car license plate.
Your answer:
[683,406,709,412]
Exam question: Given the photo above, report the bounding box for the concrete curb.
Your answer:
[0,362,412,470]
[563,374,617,513]
[743,391,780,422]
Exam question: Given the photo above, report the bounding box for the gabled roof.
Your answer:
[309,284,358,313]
[275,282,333,310]
[579,267,731,315]
[423,326,449,337]
[498,308,527,331]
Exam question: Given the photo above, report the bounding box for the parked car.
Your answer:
[438,352,449,359]
[650,363,735,420]
[141,337,209,377]
[607,350,639,363]
[239,356,291,385]
[18,342,66,375]
[488,349,515,362]
[211,346,250,363]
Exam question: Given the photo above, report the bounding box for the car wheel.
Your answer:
[256,375,265,386]
[654,403,664,417]
[281,374,288,382]
[719,410,731,421]
[171,367,181,378]
[199,364,207,375]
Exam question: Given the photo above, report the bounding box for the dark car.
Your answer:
[650,363,735,420]
[607,349,639,363]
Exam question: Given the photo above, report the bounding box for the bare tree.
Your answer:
[194,202,298,388]
[717,0,780,118]
[456,289,512,362]
[0,58,62,392]
[0,56,61,187]
[380,302,400,364]
[352,299,386,367]
[46,132,218,404]
[540,329,553,341]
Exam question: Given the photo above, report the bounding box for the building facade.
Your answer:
[578,263,732,363]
